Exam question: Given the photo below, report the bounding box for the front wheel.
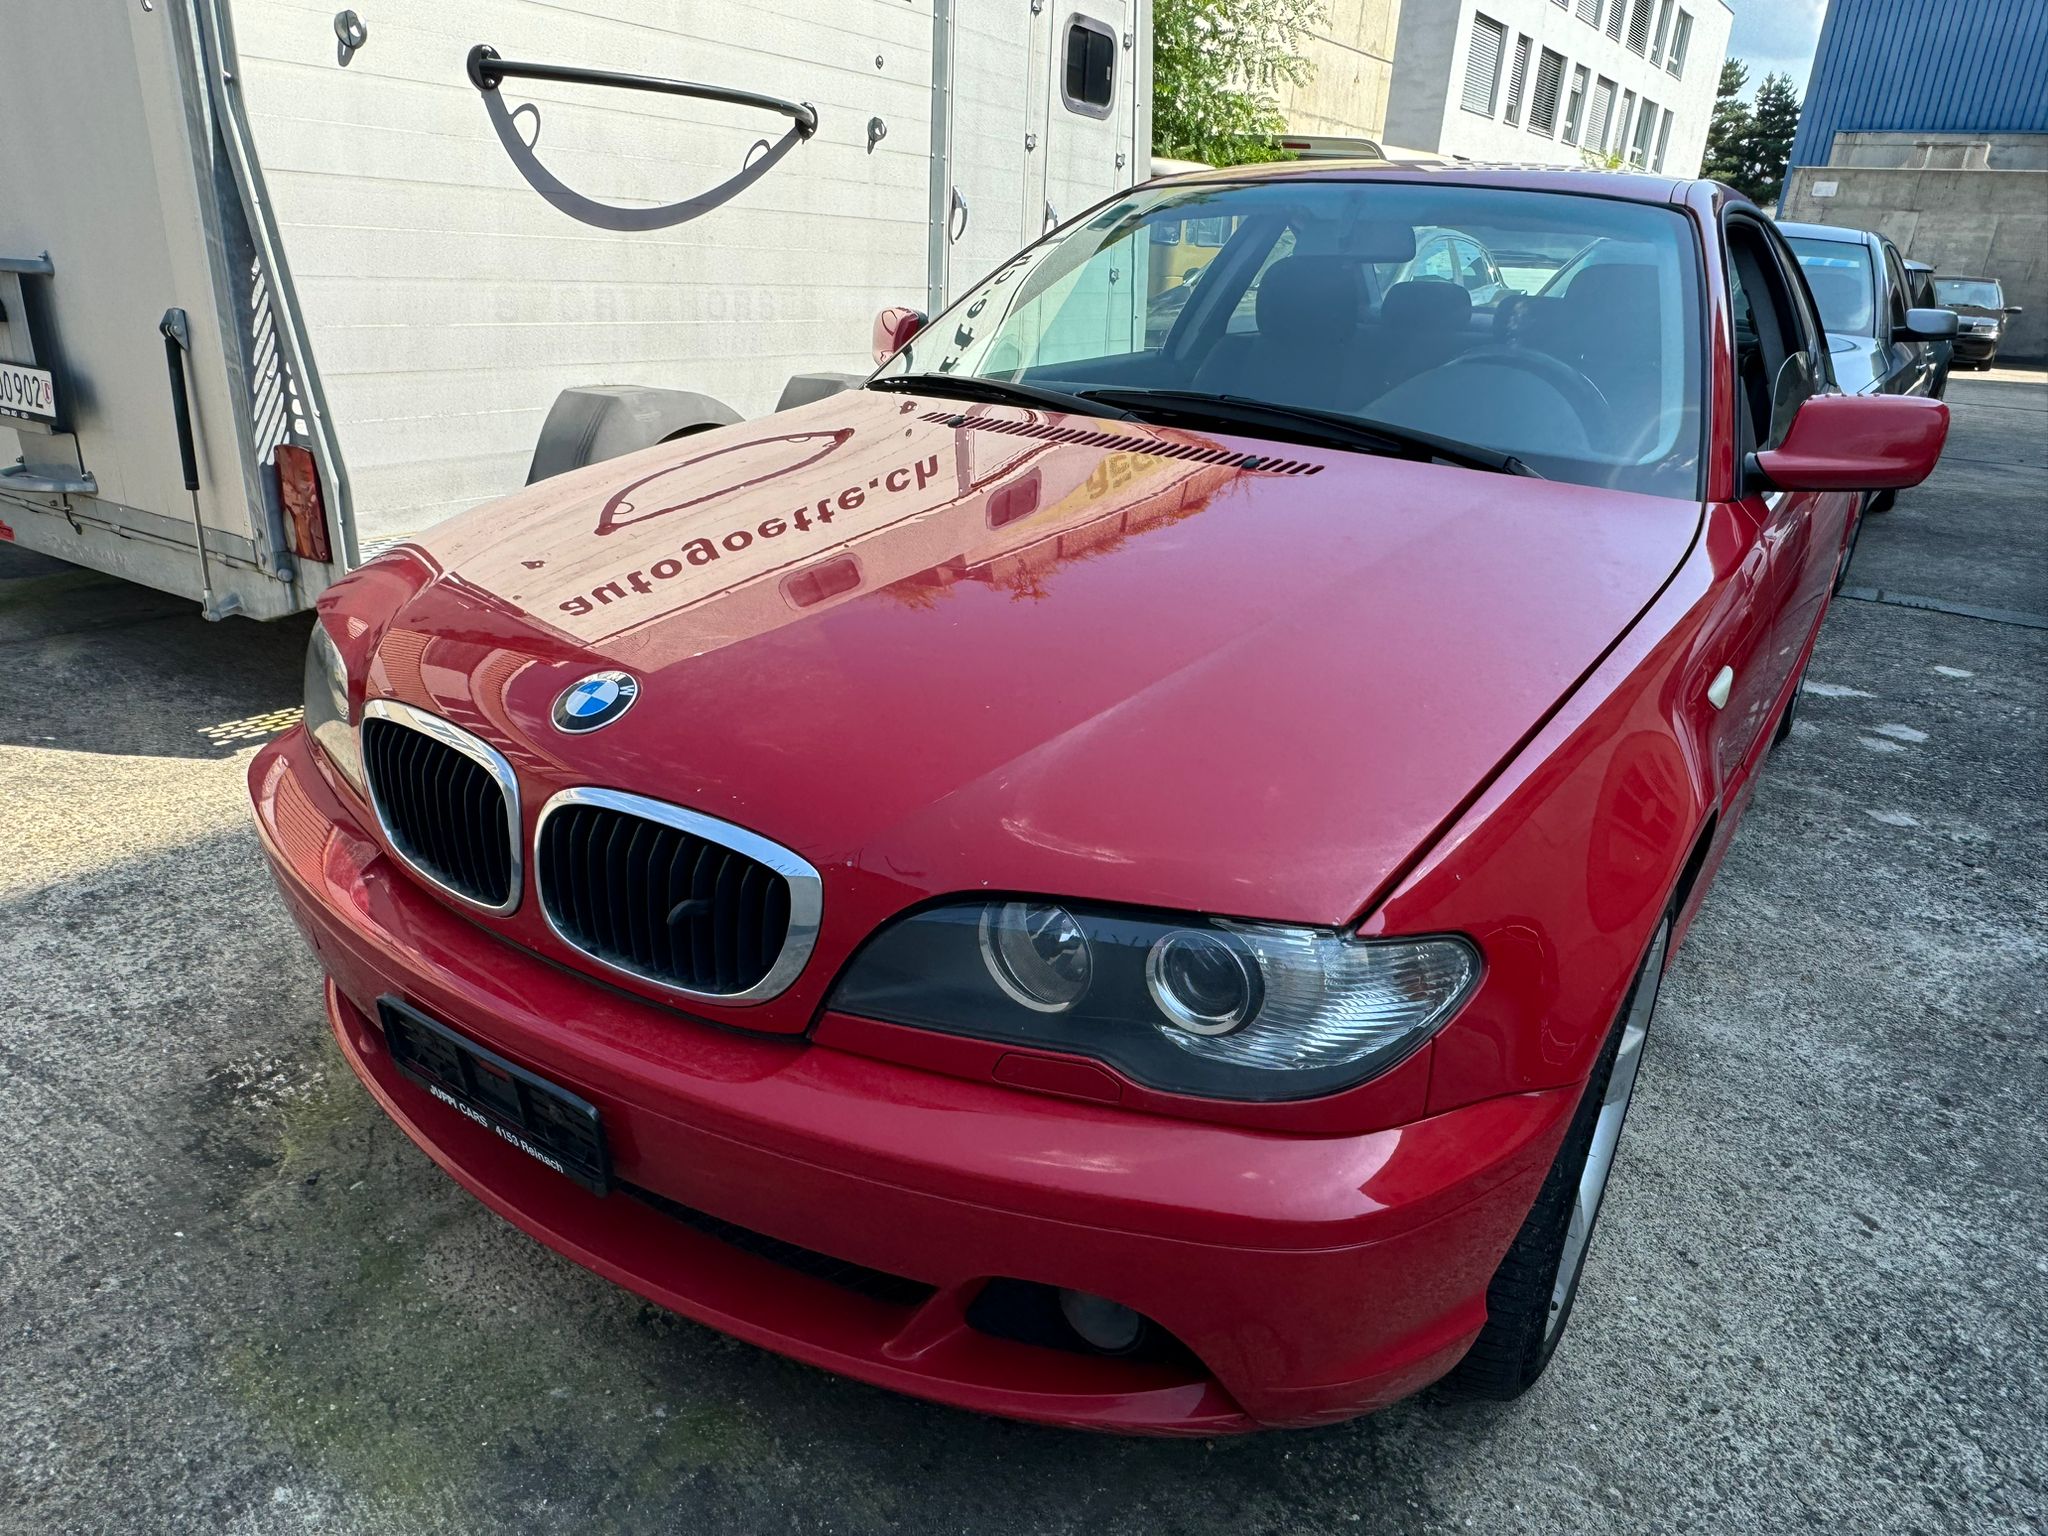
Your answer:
[1833,504,1866,596]
[1439,917,1669,1400]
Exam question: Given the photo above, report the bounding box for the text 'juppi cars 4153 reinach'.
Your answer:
[252,163,1948,1432]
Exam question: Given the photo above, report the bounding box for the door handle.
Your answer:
[948,187,969,244]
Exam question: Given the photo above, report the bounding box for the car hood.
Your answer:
[379,390,1702,926]
[1828,332,1885,394]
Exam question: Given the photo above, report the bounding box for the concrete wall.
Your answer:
[1781,142,2048,360]
[1826,130,2048,172]
[1276,0,1405,139]
[1383,0,1731,174]
[1381,0,1462,151]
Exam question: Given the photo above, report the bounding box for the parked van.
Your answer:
[0,1,1150,618]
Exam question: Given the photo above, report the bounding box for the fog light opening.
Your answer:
[1057,1289,1146,1356]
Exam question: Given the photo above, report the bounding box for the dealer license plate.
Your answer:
[379,997,610,1193]
[0,361,57,423]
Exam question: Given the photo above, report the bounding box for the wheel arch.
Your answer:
[525,385,742,484]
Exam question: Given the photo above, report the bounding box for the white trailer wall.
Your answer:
[233,0,938,546]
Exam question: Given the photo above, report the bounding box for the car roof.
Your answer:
[1935,273,1998,283]
[1775,220,1880,247]
[1144,158,1698,207]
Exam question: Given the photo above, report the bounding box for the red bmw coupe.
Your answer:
[251,165,1947,1433]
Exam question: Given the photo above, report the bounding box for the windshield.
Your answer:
[1935,278,2004,309]
[876,179,1704,498]
[1787,237,1875,336]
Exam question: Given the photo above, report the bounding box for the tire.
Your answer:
[1440,917,1669,1401]
[1867,488,1896,514]
[1774,658,1810,748]
[1833,499,1867,597]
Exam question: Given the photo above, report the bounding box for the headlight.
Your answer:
[830,901,1479,1101]
[302,620,365,794]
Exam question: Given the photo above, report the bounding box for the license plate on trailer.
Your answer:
[378,997,610,1194]
[0,361,57,423]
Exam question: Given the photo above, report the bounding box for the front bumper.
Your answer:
[1953,332,2001,362]
[250,727,1573,1432]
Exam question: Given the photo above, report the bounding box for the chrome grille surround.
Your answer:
[534,787,822,1005]
[359,699,522,915]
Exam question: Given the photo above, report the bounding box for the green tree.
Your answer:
[1701,57,1750,188]
[1153,0,1323,165]
[1740,71,1804,204]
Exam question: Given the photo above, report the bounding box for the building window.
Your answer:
[1563,64,1590,144]
[1631,95,1658,164]
[1576,0,1601,22]
[1588,75,1616,150]
[1061,16,1116,115]
[1529,48,1567,137]
[1653,106,1675,171]
[1606,0,1626,40]
[1462,13,1509,115]
[1627,0,1653,54]
[1668,10,1692,76]
[1504,34,1533,126]
[1648,0,1672,63]
[1617,88,1637,152]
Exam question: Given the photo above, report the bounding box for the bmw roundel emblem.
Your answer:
[552,670,640,733]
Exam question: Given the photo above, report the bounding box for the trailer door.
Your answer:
[1030,5,1142,357]
[0,0,314,616]
[1036,6,1132,236]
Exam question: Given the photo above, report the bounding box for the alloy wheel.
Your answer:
[1546,918,1668,1346]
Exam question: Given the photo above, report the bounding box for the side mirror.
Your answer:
[1752,393,1949,493]
[2006,304,2024,315]
[1902,306,1959,341]
[872,305,927,364]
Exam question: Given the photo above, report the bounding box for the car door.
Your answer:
[1725,215,1845,735]
[1706,225,1796,783]
[1906,264,1954,393]
[1451,235,1506,309]
[1398,233,1459,289]
[1755,221,1857,675]
[1877,240,1934,397]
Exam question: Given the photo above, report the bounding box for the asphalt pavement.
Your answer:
[1,370,2042,1535]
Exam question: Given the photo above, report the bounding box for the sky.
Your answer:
[1725,0,1830,96]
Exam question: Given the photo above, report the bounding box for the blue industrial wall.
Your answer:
[1789,0,2048,166]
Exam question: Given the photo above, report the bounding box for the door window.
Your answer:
[1413,238,1457,282]
[1727,219,1818,458]
[1453,237,1496,298]
[1062,16,1116,116]
[1881,244,1913,335]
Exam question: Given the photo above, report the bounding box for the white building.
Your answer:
[1383,0,1733,175]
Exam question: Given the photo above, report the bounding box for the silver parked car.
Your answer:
[1779,221,1956,402]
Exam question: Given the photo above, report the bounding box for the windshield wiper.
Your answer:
[867,372,1132,420]
[1076,388,1540,477]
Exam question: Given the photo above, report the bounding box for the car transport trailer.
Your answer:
[0,0,1149,618]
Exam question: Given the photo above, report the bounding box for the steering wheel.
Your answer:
[1438,347,1613,446]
